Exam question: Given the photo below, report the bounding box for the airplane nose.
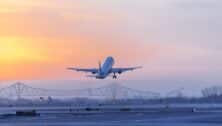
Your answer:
[107,56,114,61]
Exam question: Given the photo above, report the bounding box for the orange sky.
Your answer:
[0,36,150,80]
[0,0,221,81]
[0,0,155,80]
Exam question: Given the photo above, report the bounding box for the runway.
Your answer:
[0,105,222,126]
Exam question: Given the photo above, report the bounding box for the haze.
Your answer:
[0,0,222,92]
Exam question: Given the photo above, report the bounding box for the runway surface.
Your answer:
[0,105,222,126]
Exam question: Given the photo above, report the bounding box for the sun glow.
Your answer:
[0,37,46,64]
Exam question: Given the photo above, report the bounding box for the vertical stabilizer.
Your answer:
[99,61,102,73]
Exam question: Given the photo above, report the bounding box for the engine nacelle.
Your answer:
[118,71,122,74]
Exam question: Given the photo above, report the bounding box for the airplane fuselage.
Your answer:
[68,56,141,79]
[96,57,115,79]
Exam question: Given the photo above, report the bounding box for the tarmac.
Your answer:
[0,105,222,126]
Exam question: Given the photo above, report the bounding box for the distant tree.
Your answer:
[202,86,222,97]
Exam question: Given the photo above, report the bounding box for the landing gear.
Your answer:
[113,73,117,79]
[113,75,117,79]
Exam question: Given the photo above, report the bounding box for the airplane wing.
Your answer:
[111,66,142,73]
[67,67,99,73]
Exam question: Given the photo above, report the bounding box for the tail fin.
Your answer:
[99,61,102,73]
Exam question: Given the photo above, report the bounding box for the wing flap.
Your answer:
[111,66,142,73]
[67,67,98,73]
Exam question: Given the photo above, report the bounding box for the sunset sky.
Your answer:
[0,0,222,83]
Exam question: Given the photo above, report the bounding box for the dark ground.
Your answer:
[0,106,222,126]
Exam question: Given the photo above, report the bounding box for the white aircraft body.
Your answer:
[67,56,142,79]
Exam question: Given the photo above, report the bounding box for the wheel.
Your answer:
[113,75,117,79]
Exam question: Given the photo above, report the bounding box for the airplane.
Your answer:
[67,56,142,79]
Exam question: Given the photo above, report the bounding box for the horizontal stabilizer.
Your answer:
[86,75,97,78]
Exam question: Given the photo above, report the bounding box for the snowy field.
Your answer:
[0,105,222,126]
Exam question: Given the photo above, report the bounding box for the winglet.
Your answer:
[67,67,78,71]
[131,66,142,70]
[135,66,143,69]
[67,67,74,70]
